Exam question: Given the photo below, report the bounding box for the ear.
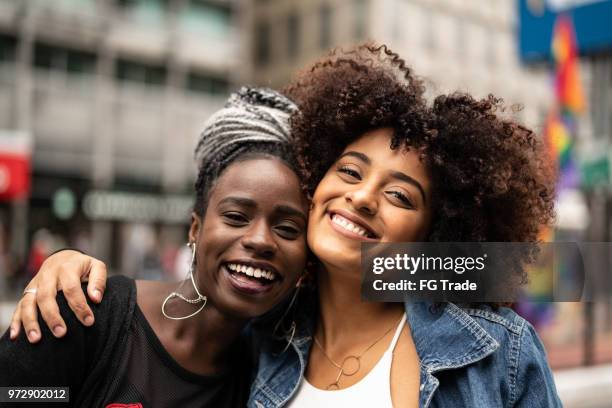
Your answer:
[188,212,202,243]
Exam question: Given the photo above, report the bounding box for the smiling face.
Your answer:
[307,128,432,275]
[189,157,308,319]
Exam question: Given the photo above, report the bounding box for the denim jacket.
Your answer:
[248,301,562,407]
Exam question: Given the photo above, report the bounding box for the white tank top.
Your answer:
[290,314,407,407]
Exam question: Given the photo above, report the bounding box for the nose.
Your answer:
[345,183,378,215]
[240,219,277,258]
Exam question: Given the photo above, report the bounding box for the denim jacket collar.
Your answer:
[405,302,500,407]
[249,302,500,408]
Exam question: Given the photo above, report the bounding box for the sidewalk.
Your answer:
[554,363,612,408]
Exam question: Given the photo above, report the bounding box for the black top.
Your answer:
[0,276,252,408]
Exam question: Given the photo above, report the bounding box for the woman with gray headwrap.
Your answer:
[1,87,313,407]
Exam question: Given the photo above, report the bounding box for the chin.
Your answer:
[216,297,271,319]
[312,239,361,271]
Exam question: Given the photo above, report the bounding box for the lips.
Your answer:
[327,210,379,241]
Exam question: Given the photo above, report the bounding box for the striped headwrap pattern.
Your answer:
[194,87,298,173]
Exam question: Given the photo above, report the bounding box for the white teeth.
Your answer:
[227,263,275,281]
[332,215,370,237]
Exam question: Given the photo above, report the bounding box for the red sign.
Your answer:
[0,131,32,201]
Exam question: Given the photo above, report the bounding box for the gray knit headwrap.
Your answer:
[194,87,298,173]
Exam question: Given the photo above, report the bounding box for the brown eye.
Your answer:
[337,165,361,181]
[274,222,302,240]
[385,190,415,209]
[222,212,249,226]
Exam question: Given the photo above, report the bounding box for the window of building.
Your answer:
[319,4,332,50]
[186,71,229,95]
[0,35,16,62]
[255,21,270,67]
[115,59,167,86]
[287,12,300,60]
[34,42,96,74]
[179,0,232,39]
[116,0,170,26]
[116,0,169,9]
[353,0,368,40]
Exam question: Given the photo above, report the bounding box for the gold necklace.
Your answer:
[313,321,397,390]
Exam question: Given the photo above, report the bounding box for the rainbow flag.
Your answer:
[552,15,585,115]
[545,14,585,191]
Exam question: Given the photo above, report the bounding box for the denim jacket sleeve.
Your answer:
[416,304,563,408]
[511,322,562,407]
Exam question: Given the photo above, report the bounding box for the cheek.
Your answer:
[384,209,430,241]
[199,221,238,256]
[311,172,338,205]
[283,239,308,277]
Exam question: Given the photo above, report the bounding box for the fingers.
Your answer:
[19,293,42,343]
[9,301,22,340]
[59,271,94,326]
[86,260,107,304]
[37,279,66,338]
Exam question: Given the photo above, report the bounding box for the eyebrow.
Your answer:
[339,151,370,164]
[217,196,256,208]
[338,151,427,204]
[217,197,307,221]
[275,205,307,222]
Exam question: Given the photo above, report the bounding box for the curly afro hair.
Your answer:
[427,93,555,244]
[283,43,430,197]
[283,43,556,305]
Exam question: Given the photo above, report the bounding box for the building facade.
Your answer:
[0,0,243,282]
[246,0,591,134]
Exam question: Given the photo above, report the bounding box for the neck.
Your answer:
[156,280,248,372]
[315,262,404,344]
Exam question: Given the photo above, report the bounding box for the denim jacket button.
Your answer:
[420,383,425,391]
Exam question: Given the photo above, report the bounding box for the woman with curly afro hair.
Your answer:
[11,44,560,407]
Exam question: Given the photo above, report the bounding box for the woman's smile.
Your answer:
[222,260,281,296]
[327,210,379,241]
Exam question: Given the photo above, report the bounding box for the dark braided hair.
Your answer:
[192,87,306,217]
[193,143,299,217]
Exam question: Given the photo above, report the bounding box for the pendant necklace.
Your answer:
[313,322,397,390]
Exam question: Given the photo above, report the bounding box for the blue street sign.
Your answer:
[519,0,612,62]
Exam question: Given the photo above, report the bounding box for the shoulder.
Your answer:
[461,305,562,407]
[58,275,136,319]
[463,305,525,340]
[462,305,545,371]
[52,275,137,344]
[462,305,542,358]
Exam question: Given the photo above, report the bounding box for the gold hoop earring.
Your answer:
[161,242,207,320]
